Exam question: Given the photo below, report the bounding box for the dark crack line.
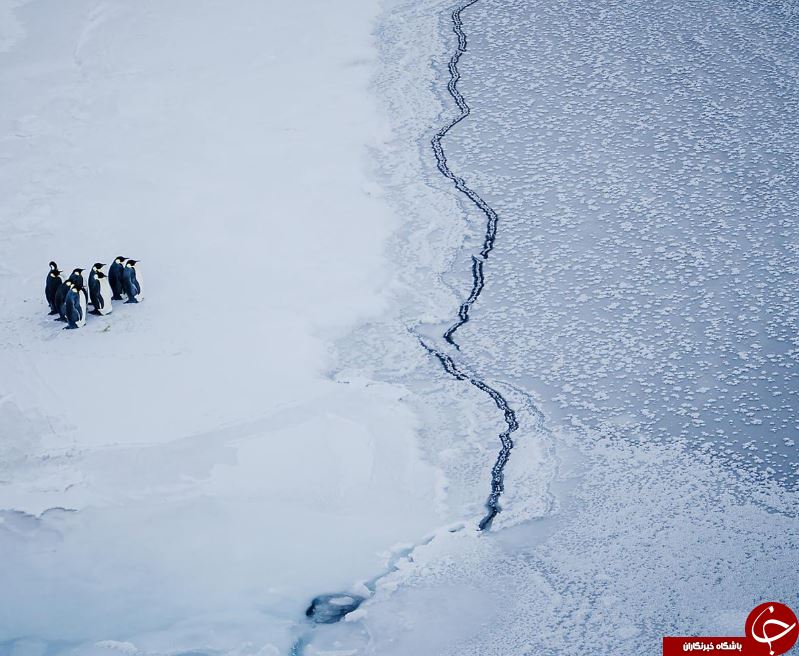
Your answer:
[442,255,484,347]
[294,5,517,648]
[433,0,497,349]
[419,339,516,530]
[425,0,517,531]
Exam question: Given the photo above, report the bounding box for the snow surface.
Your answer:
[300,0,799,653]
[2,0,798,654]
[0,0,457,652]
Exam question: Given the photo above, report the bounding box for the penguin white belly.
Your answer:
[97,277,113,315]
[134,269,143,301]
[77,291,87,327]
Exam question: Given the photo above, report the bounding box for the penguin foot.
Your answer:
[124,299,138,304]
[63,325,78,330]
[54,317,66,322]
[111,295,123,300]
[48,310,58,315]
[89,310,102,315]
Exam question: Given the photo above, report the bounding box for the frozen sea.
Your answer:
[1,0,798,655]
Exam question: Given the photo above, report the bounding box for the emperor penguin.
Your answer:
[88,262,106,310]
[109,256,127,300]
[70,268,88,306]
[53,269,82,322]
[55,280,70,322]
[64,281,87,329]
[122,259,143,303]
[90,270,113,315]
[45,262,63,315]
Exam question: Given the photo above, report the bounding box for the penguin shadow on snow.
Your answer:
[44,257,143,333]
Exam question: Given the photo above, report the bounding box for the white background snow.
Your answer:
[1,0,797,655]
[0,0,449,651]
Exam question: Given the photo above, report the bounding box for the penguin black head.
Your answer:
[115,256,127,263]
[126,259,138,267]
[73,268,84,275]
[49,261,58,271]
[93,262,105,271]
[96,271,107,279]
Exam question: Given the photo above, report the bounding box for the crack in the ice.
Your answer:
[418,339,516,530]
[292,525,464,652]
[442,255,484,348]
[433,0,498,349]
[293,3,517,648]
[425,0,517,531]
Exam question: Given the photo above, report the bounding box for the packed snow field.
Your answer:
[0,0,450,652]
[2,0,798,655]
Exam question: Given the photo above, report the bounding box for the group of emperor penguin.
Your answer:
[45,256,143,330]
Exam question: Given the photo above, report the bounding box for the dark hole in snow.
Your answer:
[305,593,365,624]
